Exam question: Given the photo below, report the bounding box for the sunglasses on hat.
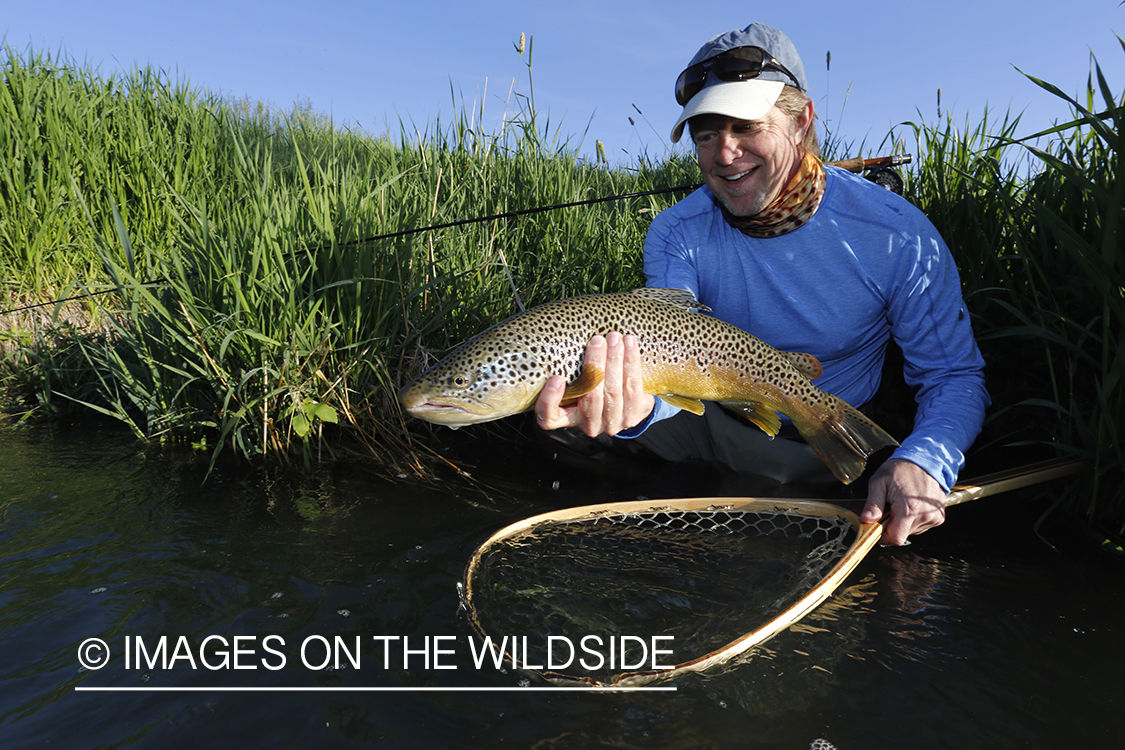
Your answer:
[674,46,802,106]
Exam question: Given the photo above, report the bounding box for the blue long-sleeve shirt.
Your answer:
[630,165,989,491]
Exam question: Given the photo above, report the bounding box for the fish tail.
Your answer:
[798,401,899,485]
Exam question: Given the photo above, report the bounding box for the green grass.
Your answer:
[0,42,698,475]
[1,40,1121,530]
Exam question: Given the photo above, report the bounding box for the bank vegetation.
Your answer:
[1,42,1121,532]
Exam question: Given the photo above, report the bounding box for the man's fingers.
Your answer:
[619,334,655,430]
[576,336,607,436]
[535,376,571,430]
[882,505,941,546]
[534,333,652,436]
[862,461,948,546]
[860,479,888,524]
[601,332,625,432]
[881,517,911,546]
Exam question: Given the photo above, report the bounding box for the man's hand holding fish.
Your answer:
[535,333,653,438]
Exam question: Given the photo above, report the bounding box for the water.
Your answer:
[1,421,1123,749]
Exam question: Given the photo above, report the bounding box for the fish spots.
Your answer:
[400,289,845,426]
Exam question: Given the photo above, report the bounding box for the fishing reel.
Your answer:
[865,166,906,195]
[828,154,912,196]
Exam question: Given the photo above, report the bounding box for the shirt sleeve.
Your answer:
[642,200,703,298]
[884,222,991,491]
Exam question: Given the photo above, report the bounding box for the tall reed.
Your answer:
[0,43,696,474]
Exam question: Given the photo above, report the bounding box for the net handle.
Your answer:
[943,456,1085,507]
[858,456,1087,543]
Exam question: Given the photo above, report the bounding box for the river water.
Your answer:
[1,421,1123,749]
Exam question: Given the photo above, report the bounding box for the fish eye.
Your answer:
[448,373,471,389]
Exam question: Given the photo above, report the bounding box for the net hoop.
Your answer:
[463,497,881,687]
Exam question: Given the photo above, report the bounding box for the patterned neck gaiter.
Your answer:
[718,152,826,239]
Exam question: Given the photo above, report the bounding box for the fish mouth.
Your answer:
[400,399,494,427]
[410,401,478,415]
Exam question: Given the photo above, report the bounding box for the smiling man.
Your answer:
[536,23,990,546]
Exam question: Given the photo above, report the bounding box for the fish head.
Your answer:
[397,334,547,427]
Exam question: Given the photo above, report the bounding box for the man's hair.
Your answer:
[775,86,820,157]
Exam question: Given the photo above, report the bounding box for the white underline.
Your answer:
[74,686,676,692]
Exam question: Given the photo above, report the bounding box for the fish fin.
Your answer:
[797,402,900,485]
[720,400,783,437]
[781,351,824,381]
[659,394,707,416]
[628,287,711,313]
[561,363,605,400]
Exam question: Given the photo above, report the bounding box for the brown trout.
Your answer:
[397,288,898,483]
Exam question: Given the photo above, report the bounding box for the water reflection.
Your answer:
[1,421,1123,749]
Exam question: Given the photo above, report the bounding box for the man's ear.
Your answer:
[794,99,815,144]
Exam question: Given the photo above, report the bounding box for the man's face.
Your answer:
[691,107,807,217]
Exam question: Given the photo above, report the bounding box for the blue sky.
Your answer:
[4,1,1123,165]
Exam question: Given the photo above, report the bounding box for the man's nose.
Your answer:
[715,132,742,165]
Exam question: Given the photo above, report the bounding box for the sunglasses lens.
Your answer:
[715,58,763,80]
[673,47,770,106]
[675,66,704,106]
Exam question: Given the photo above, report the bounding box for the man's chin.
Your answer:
[705,179,768,217]
[713,191,767,218]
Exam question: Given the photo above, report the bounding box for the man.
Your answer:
[536,23,989,546]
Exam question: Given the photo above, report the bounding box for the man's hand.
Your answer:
[861,459,947,545]
[534,332,654,437]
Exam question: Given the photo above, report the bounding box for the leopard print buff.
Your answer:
[719,152,826,239]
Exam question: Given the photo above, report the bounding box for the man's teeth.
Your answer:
[723,170,751,181]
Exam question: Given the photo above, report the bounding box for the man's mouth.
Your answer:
[721,168,756,183]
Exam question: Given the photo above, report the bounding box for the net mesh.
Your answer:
[466,504,857,683]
